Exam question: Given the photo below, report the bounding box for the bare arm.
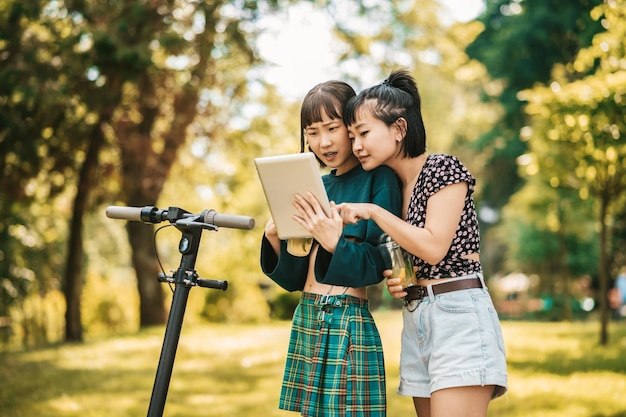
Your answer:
[338,182,467,265]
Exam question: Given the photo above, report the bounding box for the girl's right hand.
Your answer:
[264,218,280,256]
[385,275,408,299]
[265,217,278,238]
[336,202,374,224]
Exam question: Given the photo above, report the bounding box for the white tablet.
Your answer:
[254,152,331,239]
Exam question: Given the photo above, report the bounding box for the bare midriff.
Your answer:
[302,244,367,299]
[414,252,481,286]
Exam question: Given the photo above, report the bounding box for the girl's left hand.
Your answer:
[385,276,408,299]
[292,192,342,253]
[385,266,418,299]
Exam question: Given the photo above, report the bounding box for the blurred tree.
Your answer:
[1,0,284,341]
[466,0,605,207]
[0,1,116,342]
[334,0,484,154]
[519,0,626,343]
[496,174,598,320]
[156,83,301,323]
[465,0,605,277]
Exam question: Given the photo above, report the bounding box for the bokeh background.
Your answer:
[1,0,625,415]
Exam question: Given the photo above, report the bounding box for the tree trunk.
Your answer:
[64,126,105,342]
[599,195,610,345]
[558,202,572,321]
[126,221,166,326]
[119,134,169,327]
[116,80,201,327]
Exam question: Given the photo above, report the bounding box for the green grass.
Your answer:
[1,312,625,417]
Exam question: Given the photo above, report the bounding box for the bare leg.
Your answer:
[429,385,494,417]
[413,397,431,417]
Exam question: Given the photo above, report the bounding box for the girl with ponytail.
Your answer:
[337,69,508,417]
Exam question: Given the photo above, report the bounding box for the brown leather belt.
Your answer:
[404,277,484,302]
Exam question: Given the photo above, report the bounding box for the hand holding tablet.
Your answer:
[254,152,331,240]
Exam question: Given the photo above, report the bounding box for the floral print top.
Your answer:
[407,153,483,278]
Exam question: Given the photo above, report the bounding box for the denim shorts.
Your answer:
[398,275,508,399]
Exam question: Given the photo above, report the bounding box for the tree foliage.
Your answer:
[463,0,608,303]
[514,0,626,342]
[466,0,605,209]
[6,0,614,349]
[1,0,283,342]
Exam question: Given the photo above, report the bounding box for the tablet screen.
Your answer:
[254,152,331,239]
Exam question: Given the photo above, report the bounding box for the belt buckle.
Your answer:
[415,285,427,300]
[320,294,331,305]
[319,294,342,307]
[404,285,427,303]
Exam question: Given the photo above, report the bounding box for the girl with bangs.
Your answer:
[260,80,402,417]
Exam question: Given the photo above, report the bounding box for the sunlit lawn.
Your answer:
[1,311,625,417]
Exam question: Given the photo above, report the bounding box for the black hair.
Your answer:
[343,69,426,157]
[300,80,356,166]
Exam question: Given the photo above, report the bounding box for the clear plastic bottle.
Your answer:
[379,234,417,288]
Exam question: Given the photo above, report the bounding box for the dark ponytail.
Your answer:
[385,69,422,114]
[344,69,426,157]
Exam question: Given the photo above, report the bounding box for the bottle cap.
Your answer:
[379,233,393,244]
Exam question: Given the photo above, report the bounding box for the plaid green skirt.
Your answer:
[279,292,386,417]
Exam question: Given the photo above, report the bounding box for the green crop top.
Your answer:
[260,164,402,291]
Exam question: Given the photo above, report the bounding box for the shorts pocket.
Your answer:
[473,291,507,355]
[434,289,478,314]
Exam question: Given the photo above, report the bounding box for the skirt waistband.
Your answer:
[301,291,369,307]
